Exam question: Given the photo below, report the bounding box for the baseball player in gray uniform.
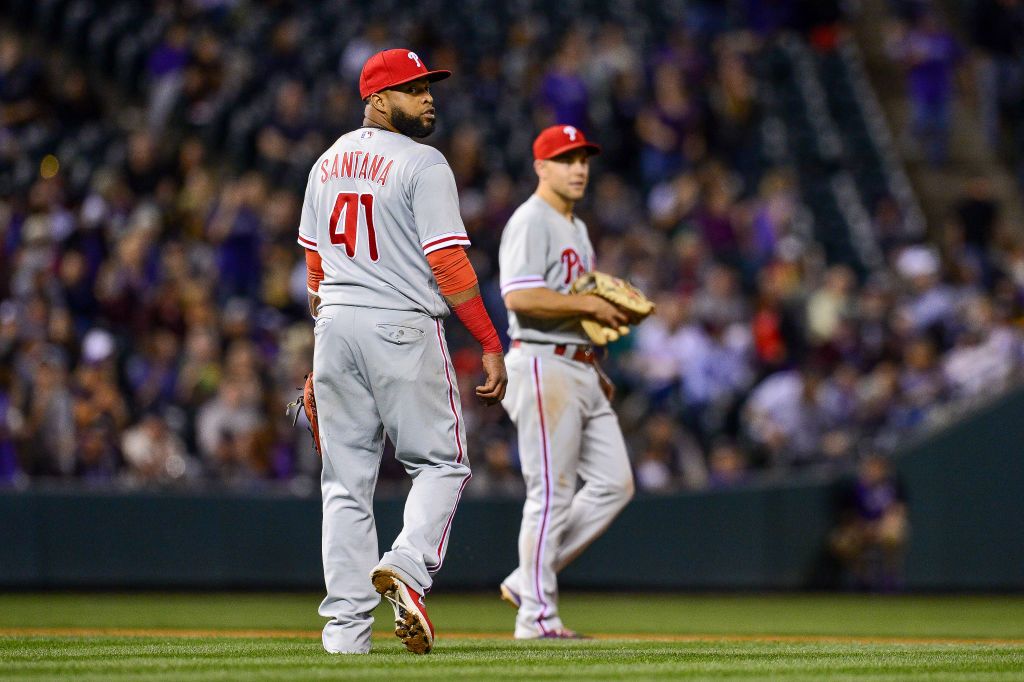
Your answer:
[299,48,507,655]
[497,125,635,639]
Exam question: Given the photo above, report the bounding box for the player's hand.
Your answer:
[476,352,507,405]
[580,295,630,328]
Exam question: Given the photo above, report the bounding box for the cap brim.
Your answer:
[539,141,602,160]
[380,69,452,94]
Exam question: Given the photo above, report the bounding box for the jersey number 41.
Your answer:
[329,192,379,261]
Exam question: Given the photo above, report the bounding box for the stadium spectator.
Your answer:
[806,265,856,345]
[894,245,957,342]
[205,174,265,301]
[942,294,1021,401]
[180,30,225,130]
[632,293,695,410]
[970,0,1024,151]
[196,377,264,483]
[0,365,20,485]
[255,81,321,186]
[537,32,590,130]
[0,32,46,130]
[888,10,962,165]
[707,438,748,488]
[15,351,76,477]
[693,167,742,264]
[54,68,102,134]
[743,366,830,466]
[830,453,909,591]
[678,318,753,445]
[632,412,707,492]
[750,264,805,375]
[693,263,747,328]
[636,63,703,185]
[146,23,190,132]
[121,412,191,486]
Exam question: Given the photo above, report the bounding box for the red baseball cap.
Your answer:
[533,125,601,161]
[359,48,451,100]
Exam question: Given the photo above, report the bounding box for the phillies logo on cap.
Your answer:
[359,48,452,100]
[563,126,577,141]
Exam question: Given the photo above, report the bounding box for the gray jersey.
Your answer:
[498,194,595,345]
[298,127,470,317]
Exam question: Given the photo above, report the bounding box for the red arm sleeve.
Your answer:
[305,248,324,293]
[425,245,477,296]
[426,246,502,353]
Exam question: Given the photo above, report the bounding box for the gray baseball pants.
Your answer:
[500,343,634,638]
[314,305,471,653]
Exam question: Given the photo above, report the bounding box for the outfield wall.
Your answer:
[2,388,1022,591]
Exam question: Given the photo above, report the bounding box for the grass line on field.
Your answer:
[3,627,1023,646]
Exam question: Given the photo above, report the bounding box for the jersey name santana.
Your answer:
[298,128,470,317]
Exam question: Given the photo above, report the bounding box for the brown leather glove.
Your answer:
[287,372,321,457]
[571,272,655,345]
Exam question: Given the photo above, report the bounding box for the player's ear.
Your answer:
[369,91,388,116]
[533,159,546,179]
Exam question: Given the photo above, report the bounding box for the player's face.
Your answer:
[383,78,436,138]
[538,149,590,201]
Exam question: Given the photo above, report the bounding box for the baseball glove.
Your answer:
[570,271,655,346]
[287,372,321,457]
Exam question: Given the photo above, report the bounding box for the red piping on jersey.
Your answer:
[422,234,470,250]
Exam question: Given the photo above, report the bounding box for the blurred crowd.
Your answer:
[1,0,1023,496]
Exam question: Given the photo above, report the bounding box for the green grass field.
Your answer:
[1,592,1023,680]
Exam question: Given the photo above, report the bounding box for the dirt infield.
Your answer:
[2,627,1022,646]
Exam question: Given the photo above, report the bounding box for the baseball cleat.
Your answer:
[499,582,521,609]
[371,568,434,654]
[541,628,589,640]
[516,627,590,640]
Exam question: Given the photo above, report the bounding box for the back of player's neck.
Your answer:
[362,115,398,134]
[535,187,574,222]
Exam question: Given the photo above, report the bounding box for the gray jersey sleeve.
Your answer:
[499,213,550,296]
[411,162,471,255]
[297,166,319,251]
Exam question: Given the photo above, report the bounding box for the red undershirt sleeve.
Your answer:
[305,248,324,293]
[426,246,502,353]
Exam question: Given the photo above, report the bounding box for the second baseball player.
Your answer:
[497,125,635,639]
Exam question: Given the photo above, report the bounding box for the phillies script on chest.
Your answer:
[320,151,394,186]
[561,247,587,284]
